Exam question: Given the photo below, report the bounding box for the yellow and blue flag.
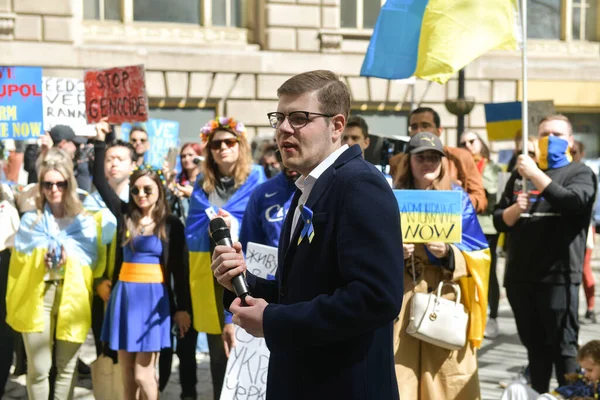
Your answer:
[185,165,266,334]
[484,101,522,142]
[360,0,518,84]
[6,207,100,343]
[454,187,491,348]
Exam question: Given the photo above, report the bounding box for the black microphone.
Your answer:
[209,218,250,305]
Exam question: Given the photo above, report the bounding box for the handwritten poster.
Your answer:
[220,242,278,400]
[0,67,44,140]
[393,190,462,243]
[121,118,180,169]
[43,77,96,136]
[84,64,148,124]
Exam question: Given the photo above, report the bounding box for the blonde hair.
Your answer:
[394,154,452,191]
[202,129,253,193]
[36,148,83,217]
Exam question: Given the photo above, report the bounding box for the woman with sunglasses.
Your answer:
[92,123,190,400]
[459,131,504,339]
[393,132,490,400]
[6,148,101,399]
[185,116,266,400]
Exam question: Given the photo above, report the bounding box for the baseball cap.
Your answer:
[405,132,445,156]
[48,125,76,144]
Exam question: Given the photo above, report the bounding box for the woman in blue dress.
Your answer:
[92,120,190,400]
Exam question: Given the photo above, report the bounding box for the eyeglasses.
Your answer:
[459,139,477,148]
[267,111,334,129]
[413,153,442,163]
[130,138,147,144]
[209,138,239,150]
[41,181,68,190]
[131,186,153,196]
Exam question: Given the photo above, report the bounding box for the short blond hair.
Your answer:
[539,114,573,135]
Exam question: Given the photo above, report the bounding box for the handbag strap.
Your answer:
[434,281,462,306]
[410,253,416,287]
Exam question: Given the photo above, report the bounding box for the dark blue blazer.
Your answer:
[225,145,404,399]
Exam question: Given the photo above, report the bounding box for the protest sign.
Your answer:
[0,67,44,140]
[220,242,277,400]
[121,119,180,169]
[485,100,555,141]
[84,65,148,124]
[43,77,96,136]
[393,190,462,243]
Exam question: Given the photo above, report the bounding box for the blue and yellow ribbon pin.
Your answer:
[298,205,315,245]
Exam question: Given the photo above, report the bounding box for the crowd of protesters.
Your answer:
[0,69,597,400]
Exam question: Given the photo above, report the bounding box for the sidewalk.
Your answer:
[4,236,600,400]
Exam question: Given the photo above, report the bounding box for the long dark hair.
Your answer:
[124,169,169,245]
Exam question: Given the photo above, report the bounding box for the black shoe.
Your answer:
[585,310,597,324]
[77,359,91,377]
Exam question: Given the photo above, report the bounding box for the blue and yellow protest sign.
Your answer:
[122,118,180,169]
[394,190,462,243]
[0,67,44,140]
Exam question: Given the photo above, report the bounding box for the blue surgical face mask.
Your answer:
[538,135,572,170]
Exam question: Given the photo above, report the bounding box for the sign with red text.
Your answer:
[84,65,148,124]
[0,67,44,140]
[220,242,277,400]
[43,77,96,136]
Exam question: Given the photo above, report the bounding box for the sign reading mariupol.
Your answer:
[0,67,44,140]
[220,242,277,400]
[393,190,462,243]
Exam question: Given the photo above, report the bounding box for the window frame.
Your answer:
[340,0,385,30]
[86,0,242,28]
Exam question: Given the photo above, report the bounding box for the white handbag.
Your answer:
[406,280,469,351]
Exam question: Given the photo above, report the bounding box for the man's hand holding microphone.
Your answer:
[210,218,268,338]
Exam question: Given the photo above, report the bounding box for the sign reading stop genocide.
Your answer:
[84,64,148,124]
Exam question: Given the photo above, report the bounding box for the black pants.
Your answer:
[485,234,499,319]
[176,328,227,400]
[0,249,14,397]
[91,294,105,357]
[506,282,579,394]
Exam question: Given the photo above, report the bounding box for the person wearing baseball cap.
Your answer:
[405,131,446,157]
[48,125,79,159]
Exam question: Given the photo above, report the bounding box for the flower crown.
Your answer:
[131,164,167,186]
[200,116,246,143]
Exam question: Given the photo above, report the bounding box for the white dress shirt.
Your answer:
[290,145,349,239]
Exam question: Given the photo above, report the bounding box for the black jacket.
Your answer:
[225,145,403,400]
[494,162,597,285]
[93,142,190,313]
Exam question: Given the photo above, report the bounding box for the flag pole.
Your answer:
[521,0,528,192]
[521,0,528,156]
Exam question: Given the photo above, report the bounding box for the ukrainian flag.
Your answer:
[485,101,523,142]
[360,0,518,84]
[185,165,266,334]
[454,187,491,348]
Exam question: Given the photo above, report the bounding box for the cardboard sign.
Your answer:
[221,242,277,400]
[43,77,96,136]
[121,119,180,169]
[84,65,148,124]
[0,67,44,140]
[393,190,462,243]
[485,100,555,142]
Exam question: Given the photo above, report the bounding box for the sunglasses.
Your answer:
[41,181,68,190]
[131,186,153,196]
[459,139,477,147]
[209,138,239,150]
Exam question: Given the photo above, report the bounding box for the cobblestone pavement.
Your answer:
[4,236,600,400]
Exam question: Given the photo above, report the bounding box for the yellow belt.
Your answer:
[119,262,164,283]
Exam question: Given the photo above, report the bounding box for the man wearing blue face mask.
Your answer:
[493,114,598,395]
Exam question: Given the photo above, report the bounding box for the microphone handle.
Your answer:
[215,237,250,306]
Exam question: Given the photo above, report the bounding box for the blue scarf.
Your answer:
[538,135,572,170]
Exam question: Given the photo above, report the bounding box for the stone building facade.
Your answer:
[1,0,600,156]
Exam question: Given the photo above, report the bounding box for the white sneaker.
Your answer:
[484,318,499,339]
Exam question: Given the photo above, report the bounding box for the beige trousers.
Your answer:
[22,282,82,400]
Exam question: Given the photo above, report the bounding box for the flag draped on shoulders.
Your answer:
[454,187,491,348]
[83,191,118,279]
[186,165,266,333]
[360,0,518,84]
[6,206,100,343]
